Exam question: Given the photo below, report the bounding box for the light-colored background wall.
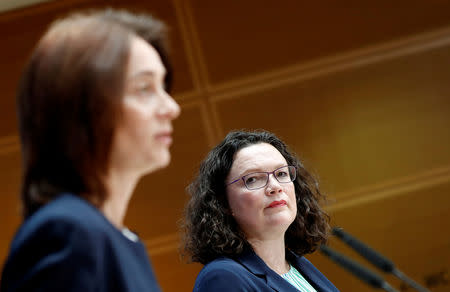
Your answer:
[1,1,449,291]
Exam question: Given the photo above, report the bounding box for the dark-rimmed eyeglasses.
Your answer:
[227,165,297,190]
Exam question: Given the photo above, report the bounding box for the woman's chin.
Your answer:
[158,149,171,167]
[267,215,295,230]
[142,151,171,174]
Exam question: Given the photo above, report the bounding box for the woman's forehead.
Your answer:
[230,143,287,172]
[126,36,165,79]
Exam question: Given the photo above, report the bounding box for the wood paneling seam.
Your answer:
[0,0,93,21]
[0,0,53,14]
[177,0,224,141]
[172,0,223,144]
[199,101,222,147]
[175,0,210,90]
[328,166,450,212]
[209,26,450,102]
[0,135,19,155]
[171,0,203,92]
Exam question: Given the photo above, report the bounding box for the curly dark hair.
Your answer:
[182,130,330,265]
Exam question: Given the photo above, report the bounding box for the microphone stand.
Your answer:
[381,282,400,292]
[332,227,430,292]
[392,268,429,292]
[320,245,399,292]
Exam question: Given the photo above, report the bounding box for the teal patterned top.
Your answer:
[281,264,317,292]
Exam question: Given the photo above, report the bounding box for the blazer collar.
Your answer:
[236,250,304,292]
[236,249,334,292]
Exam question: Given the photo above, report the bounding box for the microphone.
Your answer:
[320,245,399,292]
[332,227,429,292]
[332,227,394,272]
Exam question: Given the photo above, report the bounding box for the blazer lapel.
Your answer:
[236,250,301,292]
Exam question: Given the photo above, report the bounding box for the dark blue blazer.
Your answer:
[194,250,339,291]
[1,194,161,292]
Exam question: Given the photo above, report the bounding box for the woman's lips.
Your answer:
[267,200,287,208]
[155,132,173,146]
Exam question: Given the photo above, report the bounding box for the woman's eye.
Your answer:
[245,176,257,185]
[244,173,266,187]
[277,171,288,177]
[137,85,154,95]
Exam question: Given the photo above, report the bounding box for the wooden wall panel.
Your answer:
[0,143,22,264]
[151,250,202,292]
[213,45,450,196]
[188,0,450,85]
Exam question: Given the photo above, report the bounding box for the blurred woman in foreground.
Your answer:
[1,9,180,291]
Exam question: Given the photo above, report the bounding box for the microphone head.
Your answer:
[320,244,388,289]
[332,227,395,273]
[332,227,345,237]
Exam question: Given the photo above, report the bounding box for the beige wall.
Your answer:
[1,1,449,291]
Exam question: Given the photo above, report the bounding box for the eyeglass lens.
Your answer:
[243,166,296,190]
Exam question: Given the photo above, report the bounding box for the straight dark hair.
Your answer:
[18,9,170,218]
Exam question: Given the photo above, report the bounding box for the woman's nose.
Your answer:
[159,92,181,120]
[266,175,282,195]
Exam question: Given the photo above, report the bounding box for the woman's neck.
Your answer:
[101,169,139,229]
[248,237,290,275]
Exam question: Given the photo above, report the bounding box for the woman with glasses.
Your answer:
[1,9,180,291]
[182,130,338,291]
